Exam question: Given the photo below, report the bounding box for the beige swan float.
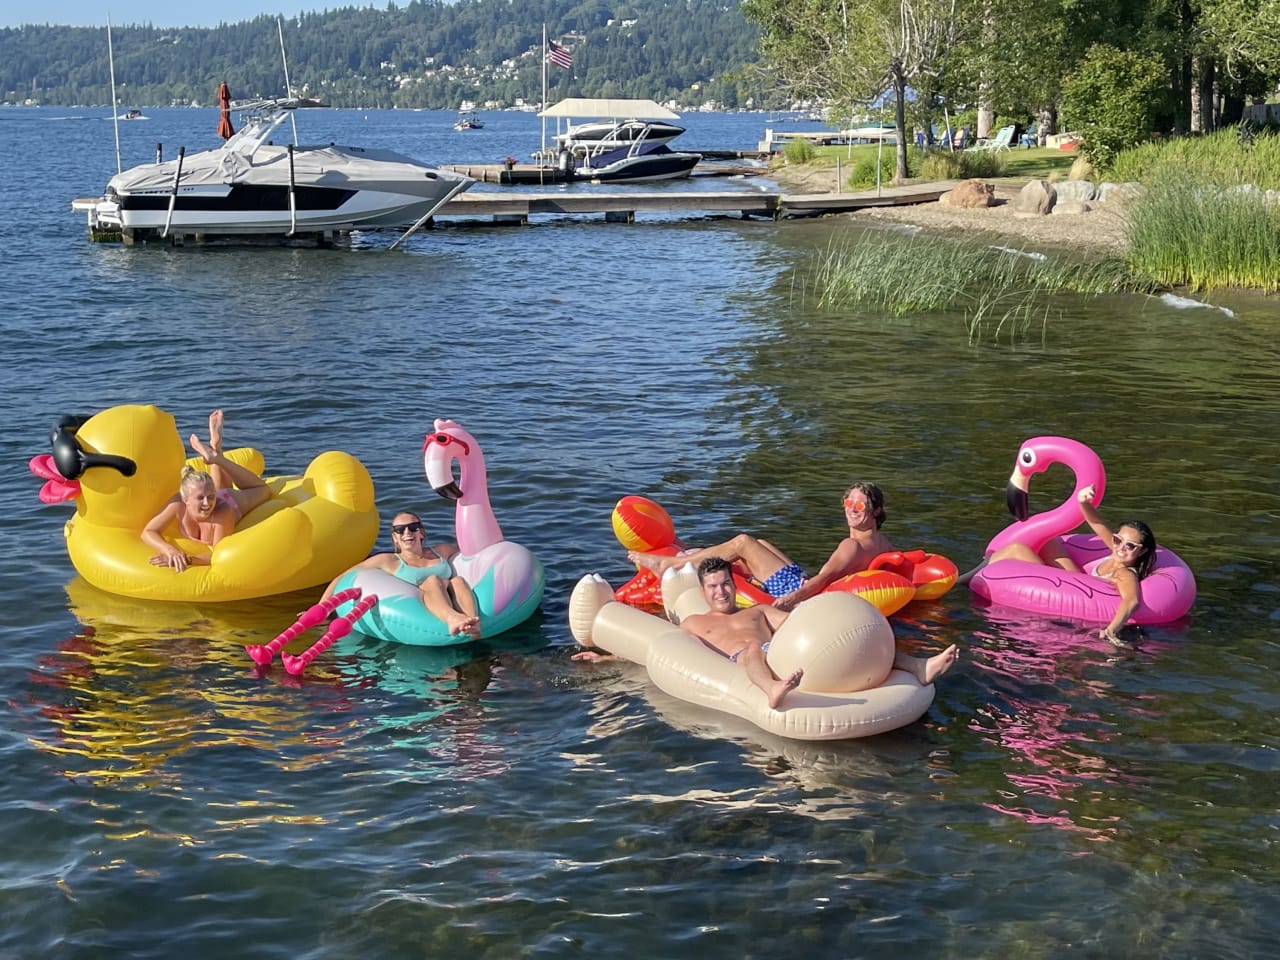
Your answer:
[568,565,937,741]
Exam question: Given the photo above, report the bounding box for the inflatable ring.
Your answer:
[969,436,1195,624]
[609,497,956,616]
[333,419,544,645]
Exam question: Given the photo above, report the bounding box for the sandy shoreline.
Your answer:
[766,164,1130,258]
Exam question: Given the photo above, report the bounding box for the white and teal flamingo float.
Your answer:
[250,419,544,674]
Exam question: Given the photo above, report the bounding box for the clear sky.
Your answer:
[2,3,370,29]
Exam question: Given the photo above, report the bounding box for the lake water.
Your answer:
[1,106,1278,959]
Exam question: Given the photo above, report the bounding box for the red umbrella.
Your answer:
[216,82,234,140]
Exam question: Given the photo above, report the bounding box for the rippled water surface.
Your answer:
[1,107,1278,959]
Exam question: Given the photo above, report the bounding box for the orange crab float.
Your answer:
[610,495,956,617]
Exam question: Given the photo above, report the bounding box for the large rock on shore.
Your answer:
[1054,179,1097,203]
[940,179,995,208]
[1013,180,1056,216]
[1097,182,1145,204]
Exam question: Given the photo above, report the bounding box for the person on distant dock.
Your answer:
[141,410,271,572]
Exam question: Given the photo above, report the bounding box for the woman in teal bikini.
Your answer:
[321,510,481,637]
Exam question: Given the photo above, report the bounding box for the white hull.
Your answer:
[80,101,472,242]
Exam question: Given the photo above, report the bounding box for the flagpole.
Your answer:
[541,23,548,159]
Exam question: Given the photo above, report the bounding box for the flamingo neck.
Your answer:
[986,438,1106,555]
[988,492,1088,555]
[454,458,503,555]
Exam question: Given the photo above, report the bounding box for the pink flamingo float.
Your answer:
[968,436,1195,624]
[253,420,544,671]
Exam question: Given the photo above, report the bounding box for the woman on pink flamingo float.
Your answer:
[960,436,1194,639]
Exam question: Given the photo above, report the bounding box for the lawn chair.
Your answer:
[967,125,1015,152]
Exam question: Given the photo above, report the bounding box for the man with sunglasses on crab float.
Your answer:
[319,510,481,638]
[626,482,894,611]
[624,482,960,684]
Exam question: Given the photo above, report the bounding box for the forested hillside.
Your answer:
[0,0,766,109]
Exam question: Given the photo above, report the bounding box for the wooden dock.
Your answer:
[440,158,769,185]
[432,181,957,225]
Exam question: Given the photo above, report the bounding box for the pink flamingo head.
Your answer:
[987,436,1107,555]
[423,419,502,554]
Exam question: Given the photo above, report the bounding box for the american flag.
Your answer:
[547,39,573,70]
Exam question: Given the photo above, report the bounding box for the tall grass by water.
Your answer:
[1126,177,1280,291]
[812,231,1154,340]
[919,147,1007,180]
[1109,127,1280,190]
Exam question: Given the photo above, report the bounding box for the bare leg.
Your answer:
[737,642,804,709]
[448,576,482,639]
[205,409,226,490]
[1037,537,1083,573]
[189,432,271,515]
[629,533,794,582]
[958,539,1082,584]
[896,645,958,685]
[419,576,480,638]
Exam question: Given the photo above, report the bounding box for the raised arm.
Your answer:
[1077,484,1114,541]
[773,539,862,611]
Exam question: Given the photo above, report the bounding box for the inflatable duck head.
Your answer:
[36,405,184,528]
[31,404,378,602]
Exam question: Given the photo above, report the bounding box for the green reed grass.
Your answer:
[811,231,1155,341]
[1126,178,1280,291]
[1109,128,1280,190]
[919,148,1008,181]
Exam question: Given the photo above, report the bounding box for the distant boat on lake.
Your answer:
[117,109,146,120]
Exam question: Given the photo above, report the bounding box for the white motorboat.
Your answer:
[556,118,684,151]
[77,99,473,243]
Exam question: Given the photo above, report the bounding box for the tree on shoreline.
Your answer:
[744,0,966,180]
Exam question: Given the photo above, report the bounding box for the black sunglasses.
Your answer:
[392,522,424,536]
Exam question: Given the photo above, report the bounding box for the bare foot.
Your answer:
[571,649,616,662]
[446,613,481,639]
[627,550,671,576]
[189,433,217,464]
[909,644,959,684]
[768,668,803,709]
[208,409,224,456]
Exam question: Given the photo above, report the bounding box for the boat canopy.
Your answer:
[539,98,680,120]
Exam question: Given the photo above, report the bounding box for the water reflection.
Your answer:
[25,577,542,791]
[961,606,1181,839]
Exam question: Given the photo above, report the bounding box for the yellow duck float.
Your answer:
[30,404,379,602]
